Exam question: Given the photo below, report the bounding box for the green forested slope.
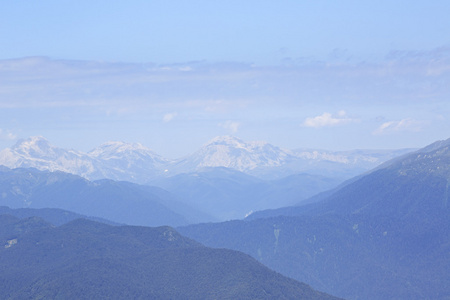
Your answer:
[0,215,339,300]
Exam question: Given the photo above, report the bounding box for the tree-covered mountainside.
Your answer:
[0,215,340,300]
[249,137,450,220]
[180,214,450,300]
[179,138,450,299]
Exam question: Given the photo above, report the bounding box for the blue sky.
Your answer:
[0,1,449,157]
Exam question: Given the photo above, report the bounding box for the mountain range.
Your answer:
[150,167,342,220]
[0,166,210,227]
[248,137,450,221]
[179,137,450,299]
[0,136,412,182]
[0,137,169,183]
[0,136,447,298]
[0,163,340,222]
[0,213,341,300]
[0,136,413,220]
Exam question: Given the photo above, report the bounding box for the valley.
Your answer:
[0,137,448,299]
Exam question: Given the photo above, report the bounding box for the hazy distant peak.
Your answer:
[206,136,246,147]
[174,136,292,173]
[88,141,168,165]
[89,141,150,156]
[0,136,93,177]
[9,136,82,159]
[13,136,51,152]
[98,140,145,148]
[205,136,276,150]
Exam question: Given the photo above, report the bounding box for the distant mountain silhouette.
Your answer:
[151,167,341,220]
[0,206,118,226]
[0,167,210,227]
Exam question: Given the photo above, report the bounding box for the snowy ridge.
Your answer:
[89,141,170,171]
[89,141,166,161]
[0,137,168,183]
[0,136,414,182]
[292,149,399,164]
[0,137,97,177]
[174,136,293,172]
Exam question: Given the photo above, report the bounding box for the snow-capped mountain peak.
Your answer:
[0,137,171,183]
[205,135,282,151]
[88,141,169,165]
[90,141,151,157]
[12,136,59,158]
[172,136,293,173]
[0,136,93,176]
[8,136,85,161]
[0,135,415,182]
[205,136,284,153]
[206,136,248,148]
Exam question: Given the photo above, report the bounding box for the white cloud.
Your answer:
[373,118,423,135]
[163,112,178,122]
[302,110,355,128]
[219,120,241,133]
[0,129,17,140]
[2,54,449,114]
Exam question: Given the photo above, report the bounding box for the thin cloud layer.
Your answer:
[303,111,355,128]
[0,129,17,140]
[219,121,241,133]
[163,112,178,123]
[373,119,424,135]
[0,53,449,113]
[0,51,449,156]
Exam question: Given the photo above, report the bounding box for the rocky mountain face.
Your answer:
[179,138,450,300]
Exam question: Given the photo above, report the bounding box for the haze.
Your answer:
[1,1,449,158]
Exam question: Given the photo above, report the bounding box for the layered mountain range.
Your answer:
[0,136,412,183]
[0,136,413,220]
[248,137,450,221]
[0,166,212,227]
[179,137,450,299]
[0,136,447,299]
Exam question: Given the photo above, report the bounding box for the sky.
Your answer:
[0,1,449,158]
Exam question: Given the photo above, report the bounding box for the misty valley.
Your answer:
[0,136,449,299]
